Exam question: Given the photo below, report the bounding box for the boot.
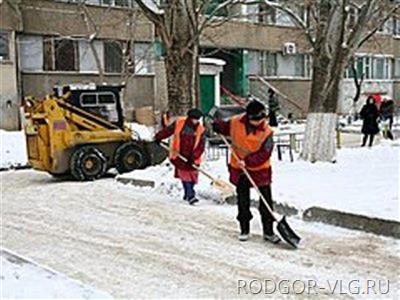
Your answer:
[263,224,280,244]
[238,222,250,241]
[263,233,281,244]
[188,197,199,205]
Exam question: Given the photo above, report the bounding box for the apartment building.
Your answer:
[1,0,399,130]
[0,0,158,130]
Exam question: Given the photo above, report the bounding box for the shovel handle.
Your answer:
[219,134,278,222]
[158,141,218,182]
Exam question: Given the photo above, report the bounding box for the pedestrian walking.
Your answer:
[360,96,380,147]
[268,88,280,127]
[380,98,395,140]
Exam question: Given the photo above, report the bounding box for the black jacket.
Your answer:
[360,103,379,135]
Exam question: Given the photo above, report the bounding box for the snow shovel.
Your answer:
[219,134,301,249]
[158,142,235,200]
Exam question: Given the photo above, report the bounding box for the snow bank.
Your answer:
[127,122,156,141]
[274,143,399,221]
[1,249,111,299]
[0,130,28,169]
[119,143,399,221]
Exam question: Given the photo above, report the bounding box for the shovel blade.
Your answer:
[277,216,301,249]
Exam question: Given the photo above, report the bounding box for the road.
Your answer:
[1,170,399,298]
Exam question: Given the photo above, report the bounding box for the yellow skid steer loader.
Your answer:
[23,84,167,181]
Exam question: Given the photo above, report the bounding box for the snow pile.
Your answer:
[1,249,111,299]
[120,159,228,202]
[0,130,28,169]
[128,122,156,141]
[120,143,399,221]
[274,143,399,221]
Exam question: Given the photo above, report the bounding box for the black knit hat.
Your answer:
[246,100,266,119]
[187,108,203,120]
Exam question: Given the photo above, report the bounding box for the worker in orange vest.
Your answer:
[213,101,279,243]
[155,108,205,205]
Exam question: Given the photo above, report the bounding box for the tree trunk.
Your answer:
[160,0,199,116]
[164,47,197,116]
[300,51,346,162]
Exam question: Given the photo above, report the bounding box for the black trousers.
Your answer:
[236,175,274,235]
[362,134,375,147]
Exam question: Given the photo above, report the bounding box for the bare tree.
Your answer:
[257,0,398,162]
[348,56,364,119]
[135,0,243,115]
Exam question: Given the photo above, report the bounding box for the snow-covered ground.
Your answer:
[1,126,398,220]
[274,142,399,221]
[120,141,399,221]
[1,249,111,299]
[1,170,399,298]
[0,130,27,169]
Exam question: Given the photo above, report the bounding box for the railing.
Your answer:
[220,86,247,106]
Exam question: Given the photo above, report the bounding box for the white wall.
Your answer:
[339,80,394,114]
[1,31,20,130]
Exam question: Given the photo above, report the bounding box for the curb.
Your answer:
[116,177,155,188]
[0,165,31,172]
[115,177,400,239]
[303,206,400,239]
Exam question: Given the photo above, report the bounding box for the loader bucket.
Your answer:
[143,141,169,166]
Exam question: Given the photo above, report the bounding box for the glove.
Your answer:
[186,156,194,166]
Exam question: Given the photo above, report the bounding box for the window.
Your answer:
[19,35,43,71]
[81,94,97,106]
[80,92,118,123]
[377,19,393,35]
[80,92,116,107]
[133,43,154,74]
[276,53,309,77]
[394,58,400,78]
[104,41,123,73]
[258,1,305,27]
[259,3,276,25]
[248,50,260,75]
[0,30,10,61]
[43,37,78,71]
[55,39,78,71]
[248,51,310,78]
[98,93,115,104]
[55,0,134,7]
[394,18,400,36]
[261,51,277,76]
[79,40,104,72]
[204,0,229,17]
[345,55,392,80]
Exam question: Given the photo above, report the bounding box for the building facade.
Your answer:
[1,0,399,129]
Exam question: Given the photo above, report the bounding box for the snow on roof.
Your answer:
[199,58,226,66]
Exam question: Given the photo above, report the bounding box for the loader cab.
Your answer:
[54,84,125,128]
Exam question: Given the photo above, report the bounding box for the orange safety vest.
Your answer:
[170,117,205,164]
[229,114,272,171]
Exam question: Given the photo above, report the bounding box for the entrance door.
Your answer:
[200,75,215,114]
